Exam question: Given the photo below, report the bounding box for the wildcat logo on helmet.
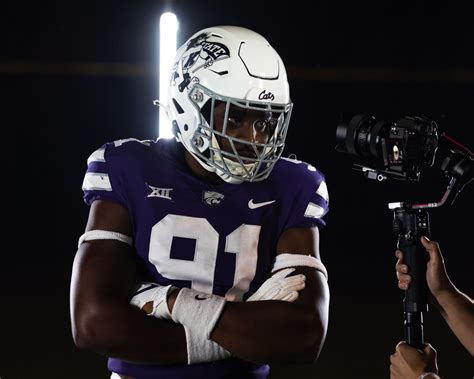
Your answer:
[184,32,230,60]
[173,32,230,93]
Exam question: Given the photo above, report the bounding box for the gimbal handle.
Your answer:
[398,235,429,349]
[391,205,430,349]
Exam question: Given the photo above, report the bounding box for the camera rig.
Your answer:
[336,113,473,349]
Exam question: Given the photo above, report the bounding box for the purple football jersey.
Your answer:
[82,138,329,379]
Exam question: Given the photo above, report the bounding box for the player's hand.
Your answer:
[129,282,176,319]
[395,236,454,299]
[246,268,306,302]
[390,341,438,379]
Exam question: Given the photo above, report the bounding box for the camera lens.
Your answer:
[335,114,441,182]
[336,114,389,159]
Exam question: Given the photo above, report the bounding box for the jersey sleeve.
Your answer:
[81,142,128,208]
[282,161,329,230]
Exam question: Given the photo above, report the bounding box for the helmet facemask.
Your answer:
[186,84,293,183]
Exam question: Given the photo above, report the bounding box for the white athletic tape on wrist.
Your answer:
[129,282,175,319]
[171,288,226,340]
[271,253,328,280]
[183,325,232,364]
[78,230,133,248]
[247,268,306,302]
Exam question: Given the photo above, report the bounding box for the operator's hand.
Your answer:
[390,341,438,379]
[395,236,454,299]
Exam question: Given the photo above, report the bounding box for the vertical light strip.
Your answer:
[159,12,178,138]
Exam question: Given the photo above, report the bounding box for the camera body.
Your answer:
[336,114,439,181]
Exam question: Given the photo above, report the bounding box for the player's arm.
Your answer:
[70,199,187,364]
[168,226,329,364]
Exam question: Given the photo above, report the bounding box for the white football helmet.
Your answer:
[165,25,293,184]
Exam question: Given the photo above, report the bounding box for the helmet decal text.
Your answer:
[173,32,230,93]
[258,90,275,101]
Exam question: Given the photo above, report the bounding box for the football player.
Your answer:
[70,25,330,378]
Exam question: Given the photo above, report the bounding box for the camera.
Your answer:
[334,112,472,349]
[335,114,439,181]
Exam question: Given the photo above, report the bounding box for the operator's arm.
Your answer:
[70,199,187,364]
[423,238,474,356]
[396,237,474,356]
[435,287,474,356]
[169,226,329,364]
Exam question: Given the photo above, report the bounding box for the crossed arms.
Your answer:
[70,200,329,365]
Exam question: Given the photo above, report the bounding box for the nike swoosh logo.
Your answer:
[195,294,209,301]
[248,199,276,209]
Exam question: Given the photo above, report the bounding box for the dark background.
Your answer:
[1,1,473,378]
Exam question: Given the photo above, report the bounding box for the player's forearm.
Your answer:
[72,300,187,364]
[435,287,474,356]
[210,300,328,364]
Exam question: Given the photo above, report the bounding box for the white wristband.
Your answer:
[183,325,231,364]
[171,288,226,339]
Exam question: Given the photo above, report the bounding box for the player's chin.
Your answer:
[241,155,258,163]
[239,148,262,160]
[224,150,258,164]
[239,156,259,165]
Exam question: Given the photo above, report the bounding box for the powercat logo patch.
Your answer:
[203,191,225,206]
[172,32,230,92]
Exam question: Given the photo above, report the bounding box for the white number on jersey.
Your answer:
[149,215,261,301]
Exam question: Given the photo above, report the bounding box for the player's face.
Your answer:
[213,102,277,161]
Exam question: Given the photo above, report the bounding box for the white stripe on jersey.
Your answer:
[87,147,106,165]
[82,172,112,191]
[114,138,151,147]
[304,202,326,219]
[316,180,329,203]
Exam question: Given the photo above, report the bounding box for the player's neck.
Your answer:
[184,150,223,184]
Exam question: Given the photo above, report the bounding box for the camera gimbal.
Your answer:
[390,148,472,348]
